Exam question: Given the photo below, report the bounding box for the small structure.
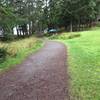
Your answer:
[97,15,100,22]
[48,29,58,34]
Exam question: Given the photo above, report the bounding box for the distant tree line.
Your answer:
[47,0,100,32]
[0,0,45,38]
[0,0,100,39]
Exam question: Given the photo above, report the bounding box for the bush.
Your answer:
[48,34,59,39]
[6,45,18,57]
[0,48,7,63]
[0,37,41,57]
[68,33,81,39]
[49,33,81,40]
[2,34,14,41]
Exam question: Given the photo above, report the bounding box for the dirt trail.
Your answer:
[0,41,69,100]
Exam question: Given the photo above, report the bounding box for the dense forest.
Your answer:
[0,0,100,38]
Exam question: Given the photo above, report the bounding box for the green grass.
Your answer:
[0,28,100,99]
[0,37,43,72]
[48,32,80,40]
[59,28,100,100]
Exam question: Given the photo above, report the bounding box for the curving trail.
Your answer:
[0,41,69,100]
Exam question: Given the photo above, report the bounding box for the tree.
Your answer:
[0,0,100,38]
[0,3,16,36]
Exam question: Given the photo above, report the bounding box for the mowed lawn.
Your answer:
[62,28,100,100]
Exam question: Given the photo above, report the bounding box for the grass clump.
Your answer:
[48,33,80,40]
[0,37,43,72]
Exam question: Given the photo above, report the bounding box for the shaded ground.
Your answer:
[0,41,69,100]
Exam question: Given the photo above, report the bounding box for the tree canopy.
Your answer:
[0,0,100,37]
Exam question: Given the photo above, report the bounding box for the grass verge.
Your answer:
[50,27,100,100]
[64,29,100,100]
[0,37,43,72]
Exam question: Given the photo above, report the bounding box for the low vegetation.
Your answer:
[0,37,43,72]
[49,27,100,100]
[48,33,81,40]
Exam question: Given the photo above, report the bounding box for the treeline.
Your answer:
[0,0,45,38]
[0,0,100,38]
[47,0,100,32]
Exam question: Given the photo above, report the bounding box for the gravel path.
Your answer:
[0,41,69,100]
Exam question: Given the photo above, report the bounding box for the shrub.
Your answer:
[48,34,59,39]
[0,37,41,57]
[0,48,7,63]
[6,45,18,57]
[49,33,81,40]
[2,34,14,41]
[68,33,81,39]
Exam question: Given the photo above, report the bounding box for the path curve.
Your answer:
[0,41,69,100]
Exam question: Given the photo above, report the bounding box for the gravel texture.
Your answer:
[0,41,69,100]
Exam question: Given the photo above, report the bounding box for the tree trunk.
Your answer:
[70,20,73,32]
[16,26,19,37]
[29,22,32,36]
[32,21,35,34]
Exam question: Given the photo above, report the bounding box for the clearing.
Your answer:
[60,28,100,100]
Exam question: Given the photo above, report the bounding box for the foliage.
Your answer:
[0,37,43,72]
[0,5,17,28]
[0,48,7,63]
[0,0,100,36]
[48,33,81,40]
